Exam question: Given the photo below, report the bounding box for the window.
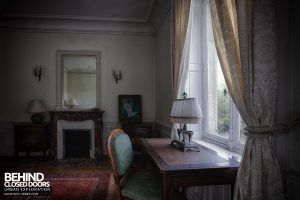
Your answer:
[185,0,246,152]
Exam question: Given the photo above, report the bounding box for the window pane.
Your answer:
[207,58,230,138]
[217,64,230,137]
[206,4,229,139]
[240,118,247,144]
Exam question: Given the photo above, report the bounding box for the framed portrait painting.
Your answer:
[119,95,142,123]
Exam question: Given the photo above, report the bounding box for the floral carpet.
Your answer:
[1,172,110,200]
[0,159,111,200]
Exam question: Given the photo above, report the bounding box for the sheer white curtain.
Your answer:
[171,0,194,140]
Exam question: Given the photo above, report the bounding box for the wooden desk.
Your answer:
[141,138,239,200]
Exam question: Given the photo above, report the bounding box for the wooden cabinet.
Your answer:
[122,123,153,152]
[14,123,49,159]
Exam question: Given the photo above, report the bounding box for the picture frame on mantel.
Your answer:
[119,95,142,124]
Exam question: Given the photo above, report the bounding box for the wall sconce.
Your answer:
[34,65,42,81]
[112,68,122,84]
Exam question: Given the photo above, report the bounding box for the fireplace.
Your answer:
[64,130,91,158]
[50,110,104,160]
[56,120,95,159]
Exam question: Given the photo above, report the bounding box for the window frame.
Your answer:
[201,98,244,153]
[186,0,245,153]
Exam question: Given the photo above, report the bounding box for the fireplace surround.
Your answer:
[49,110,104,160]
[57,121,94,159]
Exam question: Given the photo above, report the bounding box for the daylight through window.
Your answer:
[185,0,246,152]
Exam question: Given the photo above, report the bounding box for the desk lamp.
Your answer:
[170,92,202,151]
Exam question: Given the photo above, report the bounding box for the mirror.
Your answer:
[56,51,101,109]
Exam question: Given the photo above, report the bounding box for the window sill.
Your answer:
[193,138,242,162]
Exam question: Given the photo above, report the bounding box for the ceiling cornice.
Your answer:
[0,13,149,23]
[0,0,167,36]
[0,16,154,36]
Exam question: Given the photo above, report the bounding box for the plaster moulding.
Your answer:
[0,16,154,36]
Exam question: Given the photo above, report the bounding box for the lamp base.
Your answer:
[170,139,200,152]
[31,113,44,124]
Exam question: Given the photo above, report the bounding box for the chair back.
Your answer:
[107,129,133,184]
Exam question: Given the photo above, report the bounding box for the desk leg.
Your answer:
[163,175,172,200]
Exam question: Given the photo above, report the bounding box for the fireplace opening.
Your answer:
[63,130,91,158]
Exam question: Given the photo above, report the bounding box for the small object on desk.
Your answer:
[170,140,200,152]
[170,92,203,152]
[171,128,200,151]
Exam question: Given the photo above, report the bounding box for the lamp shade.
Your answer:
[27,100,47,113]
[69,98,78,106]
[170,98,202,124]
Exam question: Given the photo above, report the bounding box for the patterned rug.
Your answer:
[1,172,111,200]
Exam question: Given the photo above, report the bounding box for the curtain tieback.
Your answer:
[244,125,288,137]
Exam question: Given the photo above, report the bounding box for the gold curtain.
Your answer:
[171,0,191,99]
[210,0,285,199]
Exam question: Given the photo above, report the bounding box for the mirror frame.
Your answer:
[56,50,101,109]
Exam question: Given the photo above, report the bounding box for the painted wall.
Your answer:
[287,0,300,198]
[155,12,172,134]
[0,31,155,123]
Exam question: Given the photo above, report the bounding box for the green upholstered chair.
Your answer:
[107,129,162,200]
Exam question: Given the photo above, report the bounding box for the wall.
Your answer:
[287,0,300,198]
[0,31,155,123]
[271,0,291,193]
[0,31,155,155]
[155,12,172,137]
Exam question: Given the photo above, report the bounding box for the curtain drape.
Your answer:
[170,0,193,139]
[210,0,285,199]
[171,0,191,98]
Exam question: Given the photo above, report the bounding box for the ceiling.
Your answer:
[0,0,155,22]
[0,0,171,34]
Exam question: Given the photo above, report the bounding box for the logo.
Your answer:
[3,172,51,196]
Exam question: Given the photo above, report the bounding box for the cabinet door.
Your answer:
[15,125,44,151]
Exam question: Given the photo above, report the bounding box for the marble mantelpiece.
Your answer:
[49,110,104,160]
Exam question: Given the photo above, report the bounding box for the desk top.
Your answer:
[141,138,239,172]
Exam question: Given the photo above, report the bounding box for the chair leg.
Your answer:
[115,184,122,200]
